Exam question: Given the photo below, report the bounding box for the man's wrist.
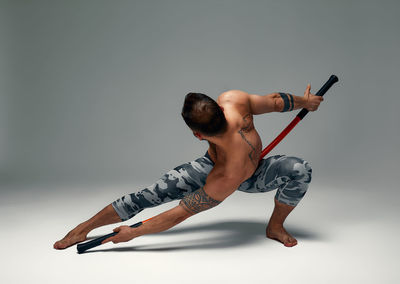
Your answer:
[292,95,308,110]
[300,96,308,108]
[129,227,141,239]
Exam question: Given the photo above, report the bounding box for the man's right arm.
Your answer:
[247,84,323,114]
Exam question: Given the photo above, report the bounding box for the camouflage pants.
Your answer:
[112,151,312,221]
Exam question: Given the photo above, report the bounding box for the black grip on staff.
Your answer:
[297,75,338,119]
[77,221,143,254]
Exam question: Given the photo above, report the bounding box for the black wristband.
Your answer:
[288,94,294,111]
[279,92,290,112]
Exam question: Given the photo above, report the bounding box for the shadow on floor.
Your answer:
[83,219,322,253]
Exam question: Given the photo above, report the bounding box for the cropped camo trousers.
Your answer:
[112,151,312,221]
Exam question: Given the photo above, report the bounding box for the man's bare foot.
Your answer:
[53,228,88,250]
[266,224,298,247]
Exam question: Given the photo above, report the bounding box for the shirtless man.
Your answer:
[54,84,322,249]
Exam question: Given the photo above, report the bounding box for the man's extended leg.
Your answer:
[237,154,312,247]
[54,151,214,249]
[53,204,121,249]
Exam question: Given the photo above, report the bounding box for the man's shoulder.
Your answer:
[218,89,249,103]
[219,89,248,98]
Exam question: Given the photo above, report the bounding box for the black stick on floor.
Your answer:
[77,221,143,254]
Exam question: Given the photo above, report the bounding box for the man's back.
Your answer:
[207,90,263,181]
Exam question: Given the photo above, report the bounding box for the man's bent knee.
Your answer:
[275,156,312,207]
[278,156,312,183]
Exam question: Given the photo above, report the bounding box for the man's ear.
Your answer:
[193,131,203,140]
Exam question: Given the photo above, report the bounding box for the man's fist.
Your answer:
[304,84,324,111]
[101,226,135,244]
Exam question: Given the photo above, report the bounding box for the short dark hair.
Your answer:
[181,92,228,136]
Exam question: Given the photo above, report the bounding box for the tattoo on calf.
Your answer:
[179,187,222,214]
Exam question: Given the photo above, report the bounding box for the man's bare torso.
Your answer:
[207,91,262,180]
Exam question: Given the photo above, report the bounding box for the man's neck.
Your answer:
[206,135,231,153]
[206,137,223,147]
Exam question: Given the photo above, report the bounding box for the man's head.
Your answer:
[181,92,228,139]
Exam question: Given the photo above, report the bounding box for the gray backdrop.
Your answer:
[1,0,399,188]
[2,1,400,283]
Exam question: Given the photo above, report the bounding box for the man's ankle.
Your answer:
[267,221,284,229]
[74,222,92,235]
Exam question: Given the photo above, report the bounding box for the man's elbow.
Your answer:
[273,98,282,112]
[213,176,244,201]
[223,173,247,186]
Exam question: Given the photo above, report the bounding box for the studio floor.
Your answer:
[1,178,398,284]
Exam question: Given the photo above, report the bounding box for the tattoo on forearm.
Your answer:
[278,92,294,112]
[179,187,222,214]
[238,113,257,166]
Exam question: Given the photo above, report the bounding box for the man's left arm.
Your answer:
[102,165,242,245]
[102,204,192,245]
